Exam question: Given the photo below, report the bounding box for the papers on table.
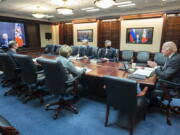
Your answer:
[69,56,84,60]
[75,66,92,73]
[132,67,155,77]
[33,56,42,62]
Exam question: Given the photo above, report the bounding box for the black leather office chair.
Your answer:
[136,51,150,66]
[104,76,147,135]
[54,45,62,55]
[71,45,79,56]
[44,45,55,55]
[154,52,166,66]
[37,58,80,119]
[120,50,134,63]
[0,53,21,96]
[13,54,46,104]
[153,79,180,125]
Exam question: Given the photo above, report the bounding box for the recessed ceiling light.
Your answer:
[81,7,95,10]
[115,1,132,5]
[117,3,136,8]
[86,9,100,12]
[94,0,116,9]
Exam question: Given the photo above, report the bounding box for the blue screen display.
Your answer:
[0,22,26,48]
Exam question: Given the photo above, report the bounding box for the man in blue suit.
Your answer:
[98,40,117,62]
[0,33,12,49]
[79,39,97,59]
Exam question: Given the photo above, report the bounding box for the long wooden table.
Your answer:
[33,54,156,86]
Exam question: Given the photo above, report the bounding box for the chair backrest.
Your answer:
[121,50,133,61]
[71,46,79,56]
[154,53,166,66]
[104,76,137,114]
[0,53,17,80]
[137,51,150,63]
[55,45,62,55]
[37,58,68,95]
[44,45,55,54]
[97,48,103,58]
[13,54,37,84]
[92,46,98,57]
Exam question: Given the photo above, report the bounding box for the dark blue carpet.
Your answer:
[0,86,180,135]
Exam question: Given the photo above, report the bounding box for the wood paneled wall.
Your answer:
[58,13,180,53]
[25,23,41,49]
[163,16,180,53]
[59,23,73,45]
[98,20,120,48]
[0,16,53,52]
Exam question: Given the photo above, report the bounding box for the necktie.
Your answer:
[162,57,169,70]
[105,48,108,56]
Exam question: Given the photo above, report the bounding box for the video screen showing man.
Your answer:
[0,22,26,49]
[0,33,11,49]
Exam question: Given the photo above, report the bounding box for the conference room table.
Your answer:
[32,54,156,86]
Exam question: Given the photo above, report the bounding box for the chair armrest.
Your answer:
[137,86,148,97]
[65,74,81,86]
[158,79,180,87]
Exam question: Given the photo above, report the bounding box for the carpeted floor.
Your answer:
[0,85,180,135]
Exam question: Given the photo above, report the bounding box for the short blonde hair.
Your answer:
[59,45,72,58]
[8,40,18,49]
[163,41,177,53]
[105,40,111,44]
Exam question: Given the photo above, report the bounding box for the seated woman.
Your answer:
[56,45,86,80]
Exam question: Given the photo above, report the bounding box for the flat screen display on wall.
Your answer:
[126,27,153,44]
[0,22,26,48]
[77,29,93,42]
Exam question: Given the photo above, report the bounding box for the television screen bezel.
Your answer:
[77,29,93,42]
[0,20,28,48]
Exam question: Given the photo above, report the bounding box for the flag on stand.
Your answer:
[141,29,148,43]
[15,23,24,47]
[129,29,136,43]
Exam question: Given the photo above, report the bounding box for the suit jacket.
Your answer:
[79,45,97,59]
[0,38,12,49]
[98,47,117,62]
[155,53,180,85]
[7,49,16,56]
[56,56,84,80]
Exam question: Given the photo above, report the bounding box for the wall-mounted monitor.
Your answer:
[126,27,153,44]
[45,32,52,40]
[0,22,26,48]
[77,29,93,42]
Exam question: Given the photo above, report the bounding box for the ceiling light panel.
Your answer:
[117,3,136,8]
[86,9,100,12]
[115,1,132,5]
[81,7,95,10]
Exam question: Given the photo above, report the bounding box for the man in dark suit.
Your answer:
[98,40,117,62]
[148,41,180,87]
[7,40,18,56]
[79,40,97,59]
[0,33,12,49]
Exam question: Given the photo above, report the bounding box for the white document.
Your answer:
[32,56,42,62]
[75,66,92,73]
[133,68,155,77]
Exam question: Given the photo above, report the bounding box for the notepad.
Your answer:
[132,68,155,77]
